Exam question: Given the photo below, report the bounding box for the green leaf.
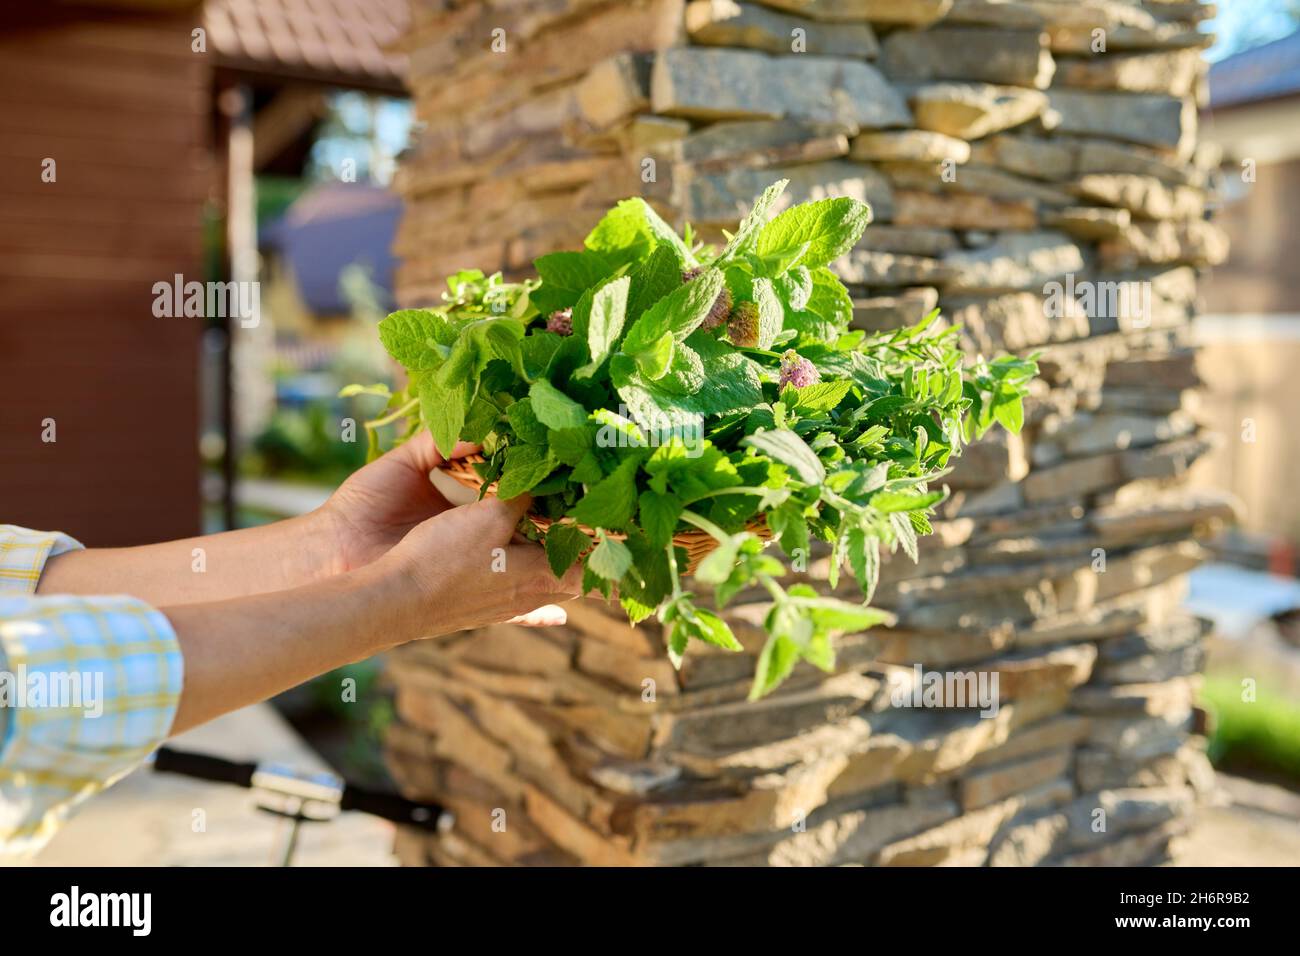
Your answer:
[792,593,894,632]
[657,341,705,395]
[626,245,685,320]
[774,266,813,309]
[583,562,612,600]
[568,455,640,530]
[752,277,784,351]
[716,179,788,266]
[694,534,742,585]
[993,393,1025,434]
[635,198,697,269]
[757,196,872,270]
[521,332,563,380]
[638,490,683,549]
[549,425,593,466]
[544,523,591,578]
[571,452,604,485]
[529,379,587,430]
[645,441,740,500]
[378,309,454,369]
[891,510,919,562]
[532,250,611,313]
[790,379,853,414]
[467,317,526,378]
[575,275,630,379]
[445,269,485,295]
[621,268,725,357]
[592,409,648,450]
[587,533,634,581]
[686,608,743,652]
[634,330,675,380]
[870,489,945,514]
[743,429,826,485]
[338,383,392,399]
[418,374,472,458]
[584,200,656,266]
[621,529,673,613]
[620,592,657,627]
[505,399,549,444]
[463,395,500,444]
[750,635,799,700]
[804,267,855,332]
[496,443,556,499]
[845,526,881,602]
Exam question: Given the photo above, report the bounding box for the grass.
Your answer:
[1200,674,1300,784]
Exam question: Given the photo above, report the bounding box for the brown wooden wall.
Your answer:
[1202,156,1300,315]
[0,7,209,546]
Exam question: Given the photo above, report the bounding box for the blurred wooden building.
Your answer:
[1194,30,1300,554]
[0,0,406,546]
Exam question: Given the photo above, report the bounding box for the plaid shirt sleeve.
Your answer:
[0,525,183,861]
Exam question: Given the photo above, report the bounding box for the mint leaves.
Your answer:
[378,309,454,369]
[621,268,725,359]
[757,196,873,271]
[528,380,587,431]
[353,183,1034,700]
[575,275,630,379]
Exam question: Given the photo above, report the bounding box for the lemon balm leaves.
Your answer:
[587,530,634,581]
[638,489,683,550]
[496,444,557,500]
[569,455,641,531]
[544,523,591,577]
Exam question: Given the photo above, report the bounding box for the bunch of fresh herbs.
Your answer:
[347,180,1035,699]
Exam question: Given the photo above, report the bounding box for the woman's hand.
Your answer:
[318,431,478,575]
[375,492,586,641]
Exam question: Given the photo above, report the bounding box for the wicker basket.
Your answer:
[435,454,770,574]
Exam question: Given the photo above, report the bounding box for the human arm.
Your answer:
[1,500,582,859]
[35,432,474,606]
[163,493,581,733]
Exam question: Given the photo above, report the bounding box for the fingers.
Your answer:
[393,429,481,472]
[473,493,534,536]
[509,604,569,627]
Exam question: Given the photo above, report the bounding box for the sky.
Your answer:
[1206,0,1300,60]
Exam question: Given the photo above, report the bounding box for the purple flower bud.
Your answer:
[778,349,820,390]
[546,308,573,336]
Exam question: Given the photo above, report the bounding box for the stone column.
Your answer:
[386,0,1234,866]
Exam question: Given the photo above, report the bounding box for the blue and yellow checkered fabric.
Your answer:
[0,525,182,861]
